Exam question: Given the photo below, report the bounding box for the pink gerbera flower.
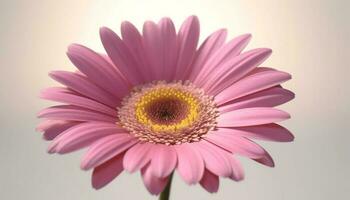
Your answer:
[37,15,294,196]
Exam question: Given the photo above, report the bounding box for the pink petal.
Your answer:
[36,120,79,140]
[215,70,291,105]
[40,87,117,117]
[193,34,251,85]
[141,18,178,81]
[174,15,200,80]
[48,122,125,154]
[150,145,177,178]
[99,27,142,85]
[193,141,232,177]
[92,153,124,189]
[141,164,169,195]
[220,124,294,142]
[36,119,70,131]
[200,170,219,193]
[205,48,272,95]
[245,66,276,76]
[38,105,116,123]
[49,71,118,107]
[99,53,125,76]
[217,107,290,127]
[228,156,245,181]
[158,17,178,81]
[142,21,163,80]
[253,150,275,167]
[67,44,130,99]
[188,29,227,81]
[123,142,153,173]
[218,86,294,113]
[81,134,137,170]
[175,143,204,184]
[121,21,149,82]
[205,132,265,158]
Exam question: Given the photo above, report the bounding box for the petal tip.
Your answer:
[99,26,114,38]
[67,43,82,53]
[123,166,137,174]
[48,70,58,77]
[143,20,157,30]
[288,133,295,142]
[121,20,131,27]
[241,33,252,40]
[80,160,91,171]
[91,178,105,190]
[236,175,245,182]
[262,48,273,55]
[47,143,57,154]
[92,185,101,190]
[48,70,66,80]
[159,17,173,24]
[181,15,199,31]
[187,15,199,21]
[99,26,109,32]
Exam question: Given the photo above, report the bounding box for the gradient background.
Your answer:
[1,0,349,199]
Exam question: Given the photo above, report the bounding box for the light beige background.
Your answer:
[0,0,349,199]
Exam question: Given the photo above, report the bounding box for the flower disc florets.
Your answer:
[118,81,218,145]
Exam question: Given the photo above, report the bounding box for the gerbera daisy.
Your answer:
[37,15,294,198]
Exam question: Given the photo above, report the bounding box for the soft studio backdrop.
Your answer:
[0,0,349,199]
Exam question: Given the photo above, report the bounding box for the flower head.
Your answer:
[37,15,294,195]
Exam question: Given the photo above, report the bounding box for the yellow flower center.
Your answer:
[118,81,218,145]
[135,88,199,133]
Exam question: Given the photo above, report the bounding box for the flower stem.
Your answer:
[159,172,174,200]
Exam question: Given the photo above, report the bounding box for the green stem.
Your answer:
[159,172,174,200]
